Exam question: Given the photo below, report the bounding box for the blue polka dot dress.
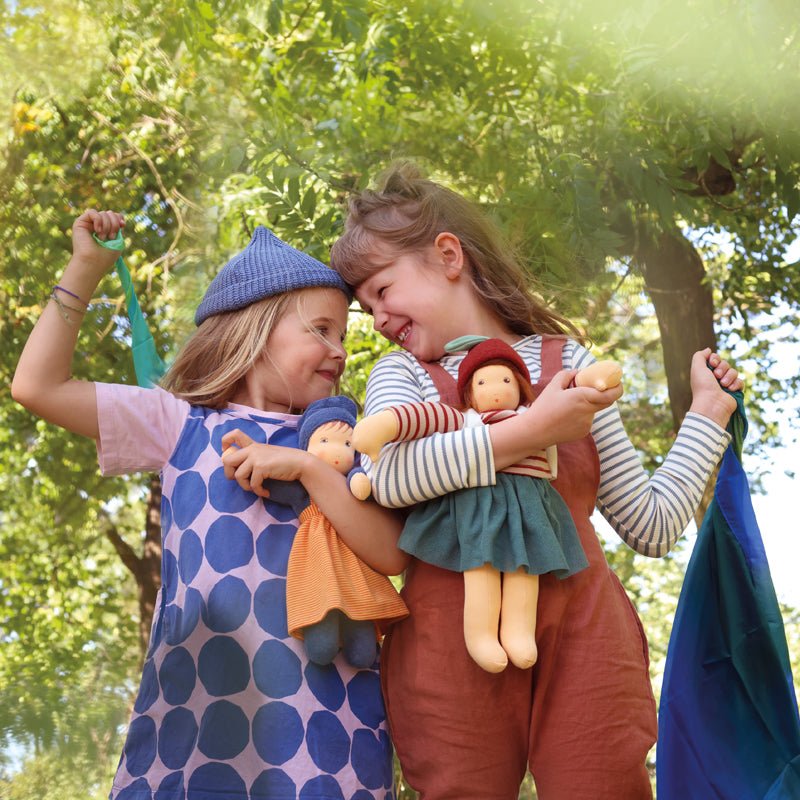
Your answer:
[96,384,396,800]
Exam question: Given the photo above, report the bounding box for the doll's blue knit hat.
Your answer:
[298,396,358,450]
[195,226,351,325]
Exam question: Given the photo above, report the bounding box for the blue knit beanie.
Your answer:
[298,396,358,450]
[195,226,351,325]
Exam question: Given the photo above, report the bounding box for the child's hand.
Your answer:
[221,429,311,498]
[689,349,743,427]
[531,369,623,445]
[72,210,125,273]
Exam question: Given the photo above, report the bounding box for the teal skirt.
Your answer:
[399,473,588,578]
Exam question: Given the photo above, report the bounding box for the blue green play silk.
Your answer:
[93,231,167,388]
[657,392,800,799]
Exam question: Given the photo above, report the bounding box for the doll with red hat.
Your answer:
[354,336,620,673]
[265,395,408,668]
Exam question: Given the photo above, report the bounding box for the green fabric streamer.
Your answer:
[93,231,167,388]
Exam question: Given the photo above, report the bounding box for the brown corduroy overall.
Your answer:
[381,337,657,800]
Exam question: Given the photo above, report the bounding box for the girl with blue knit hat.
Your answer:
[13,210,407,800]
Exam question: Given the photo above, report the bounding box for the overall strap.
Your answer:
[533,335,568,391]
[418,360,461,407]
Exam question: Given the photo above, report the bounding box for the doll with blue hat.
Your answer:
[264,395,409,668]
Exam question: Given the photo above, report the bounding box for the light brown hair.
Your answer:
[330,161,586,343]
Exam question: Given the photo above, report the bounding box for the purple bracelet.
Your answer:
[54,285,89,306]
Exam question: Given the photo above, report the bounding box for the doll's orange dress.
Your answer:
[286,502,408,640]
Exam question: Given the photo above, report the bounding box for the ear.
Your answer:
[433,232,465,280]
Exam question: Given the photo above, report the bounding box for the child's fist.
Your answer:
[71,210,125,272]
[352,410,400,463]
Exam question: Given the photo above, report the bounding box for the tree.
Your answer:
[2,0,799,790]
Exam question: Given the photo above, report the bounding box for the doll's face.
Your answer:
[307,422,355,475]
[470,364,520,413]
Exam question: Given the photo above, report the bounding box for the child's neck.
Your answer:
[458,305,519,345]
[229,384,293,414]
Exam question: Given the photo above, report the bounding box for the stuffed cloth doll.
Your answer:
[266,396,408,668]
[354,338,620,673]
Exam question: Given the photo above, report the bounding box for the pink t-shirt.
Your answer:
[97,383,394,800]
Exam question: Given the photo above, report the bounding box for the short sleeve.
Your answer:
[95,383,191,475]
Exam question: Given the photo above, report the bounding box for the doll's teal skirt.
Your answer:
[399,474,588,577]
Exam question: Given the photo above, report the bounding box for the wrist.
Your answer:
[688,395,736,428]
[62,256,112,294]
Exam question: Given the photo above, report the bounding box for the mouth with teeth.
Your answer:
[396,324,411,345]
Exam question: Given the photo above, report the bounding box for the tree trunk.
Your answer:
[102,475,162,658]
[637,228,718,525]
[139,475,163,655]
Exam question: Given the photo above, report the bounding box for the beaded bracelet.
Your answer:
[49,289,87,324]
[54,284,89,307]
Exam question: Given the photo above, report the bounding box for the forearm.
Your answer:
[12,257,103,438]
[300,457,408,575]
[369,425,495,507]
[488,410,557,471]
[596,406,730,557]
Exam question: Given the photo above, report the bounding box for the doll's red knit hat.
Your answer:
[456,338,530,403]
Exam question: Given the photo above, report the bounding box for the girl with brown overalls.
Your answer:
[330,163,742,800]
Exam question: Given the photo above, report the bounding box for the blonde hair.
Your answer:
[330,162,586,343]
[159,293,296,408]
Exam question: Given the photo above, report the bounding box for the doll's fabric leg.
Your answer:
[382,561,530,799]
[463,563,507,673]
[527,570,656,800]
[341,616,377,668]
[303,610,341,665]
[499,569,539,669]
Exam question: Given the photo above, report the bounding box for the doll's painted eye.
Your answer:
[503,377,511,383]
[345,440,352,448]
[319,437,328,443]
[477,379,485,385]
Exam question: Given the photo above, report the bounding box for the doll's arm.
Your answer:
[347,466,372,501]
[574,360,622,391]
[353,401,465,462]
[262,478,310,517]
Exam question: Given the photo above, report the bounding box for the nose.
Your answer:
[329,338,346,360]
[373,304,389,333]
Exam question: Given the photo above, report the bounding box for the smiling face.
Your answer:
[307,421,355,475]
[241,287,349,413]
[356,240,492,362]
[469,364,521,412]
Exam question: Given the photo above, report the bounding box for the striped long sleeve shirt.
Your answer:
[387,402,557,479]
[362,335,731,558]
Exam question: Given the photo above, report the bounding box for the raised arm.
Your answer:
[11,211,125,439]
[580,344,742,558]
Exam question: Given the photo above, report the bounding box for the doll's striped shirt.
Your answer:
[388,402,556,478]
[361,335,731,559]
